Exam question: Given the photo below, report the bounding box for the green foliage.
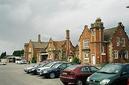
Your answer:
[72,57,80,64]
[13,50,24,56]
[31,57,37,63]
[0,52,6,59]
[61,56,67,61]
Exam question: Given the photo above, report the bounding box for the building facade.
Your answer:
[24,35,48,63]
[79,18,129,65]
[46,30,75,61]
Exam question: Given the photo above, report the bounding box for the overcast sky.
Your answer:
[0,0,129,55]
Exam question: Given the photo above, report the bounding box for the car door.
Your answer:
[79,66,91,80]
[57,63,67,76]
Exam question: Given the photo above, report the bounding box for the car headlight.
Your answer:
[43,70,48,73]
[87,77,90,82]
[100,79,110,85]
[31,68,35,71]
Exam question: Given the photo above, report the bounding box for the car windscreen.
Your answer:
[44,62,57,67]
[65,65,79,70]
[51,63,62,68]
[33,64,39,67]
[98,64,122,74]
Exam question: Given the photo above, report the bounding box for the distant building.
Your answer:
[24,34,48,63]
[46,30,75,61]
[79,18,129,65]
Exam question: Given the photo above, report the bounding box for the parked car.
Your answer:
[24,64,39,73]
[24,60,51,74]
[60,64,98,85]
[16,60,27,64]
[87,63,129,85]
[31,61,52,74]
[1,59,7,65]
[39,62,72,78]
[37,61,62,75]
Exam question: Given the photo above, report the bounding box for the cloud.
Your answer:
[0,0,129,54]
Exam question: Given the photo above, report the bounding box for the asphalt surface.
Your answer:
[0,63,63,85]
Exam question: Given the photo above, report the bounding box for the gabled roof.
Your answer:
[79,25,91,41]
[53,40,66,50]
[31,41,48,49]
[104,27,117,41]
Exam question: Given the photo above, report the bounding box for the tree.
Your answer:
[13,50,24,56]
[0,52,6,59]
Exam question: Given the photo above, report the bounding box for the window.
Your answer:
[83,39,89,49]
[29,48,31,52]
[114,50,118,59]
[121,38,125,47]
[59,64,67,69]
[102,46,105,53]
[81,66,90,72]
[116,37,120,46]
[125,65,129,73]
[90,66,98,72]
[125,51,128,59]
[91,29,95,35]
[84,53,89,59]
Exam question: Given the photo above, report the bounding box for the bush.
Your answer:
[72,57,80,64]
[31,57,37,63]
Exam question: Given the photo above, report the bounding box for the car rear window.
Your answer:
[65,65,79,70]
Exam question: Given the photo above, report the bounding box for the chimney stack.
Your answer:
[38,34,41,42]
[66,30,70,40]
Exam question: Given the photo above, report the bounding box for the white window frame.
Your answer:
[114,50,118,59]
[121,38,125,47]
[83,39,89,49]
[116,37,120,46]
[29,48,31,52]
[125,51,128,59]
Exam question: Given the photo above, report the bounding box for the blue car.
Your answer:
[39,62,72,78]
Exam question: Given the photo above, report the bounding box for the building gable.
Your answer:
[79,25,91,41]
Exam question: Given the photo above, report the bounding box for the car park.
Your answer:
[60,64,98,85]
[87,63,129,85]
[39,62,72,78]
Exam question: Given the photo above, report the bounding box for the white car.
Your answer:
[15,60,27,64]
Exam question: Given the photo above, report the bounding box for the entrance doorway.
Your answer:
[91,55,96,65]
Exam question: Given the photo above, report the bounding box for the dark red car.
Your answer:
[60,65,98,85]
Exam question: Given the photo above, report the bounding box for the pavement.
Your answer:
[0,63,63,85]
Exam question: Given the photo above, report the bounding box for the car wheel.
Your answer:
[49,73,55,78]
[62,82,68,85]
[77,80,83,85]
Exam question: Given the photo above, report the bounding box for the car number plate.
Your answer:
[62,72,67,75]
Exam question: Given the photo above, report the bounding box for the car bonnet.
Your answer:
[90,72,118,82]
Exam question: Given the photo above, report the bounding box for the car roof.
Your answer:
[108,63,129,65]
[70,64,94,68]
